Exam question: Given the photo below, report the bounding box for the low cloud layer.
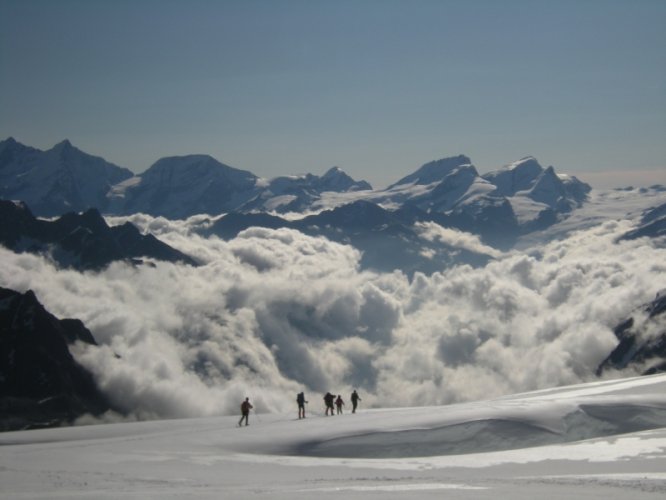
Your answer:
[1,213,664,421]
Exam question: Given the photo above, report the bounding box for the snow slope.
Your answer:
[516,185,666,248]
[2,374,666,499]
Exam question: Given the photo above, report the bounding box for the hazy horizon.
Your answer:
[1,0,664,190]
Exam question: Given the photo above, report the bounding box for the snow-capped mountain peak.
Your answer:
[111,154,260,218]
[482,156,545,197]
[388,155,472,188]
[318,166,372,192]
[527,165,566,205]
[322,166,344,177]
[0,138,133,216]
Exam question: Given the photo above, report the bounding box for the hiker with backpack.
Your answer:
[324,392,335,416]
[238,397,253,426]
[297,392,308,419]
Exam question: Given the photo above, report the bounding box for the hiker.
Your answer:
[335,395,344,414]
[351,390,361,413]
[238,397,253,426]
[297,392,308,419]
[324,392,335,416]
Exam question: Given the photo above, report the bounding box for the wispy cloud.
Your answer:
[415,222,504,258]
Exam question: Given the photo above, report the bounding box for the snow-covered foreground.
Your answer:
[2,375,666,499]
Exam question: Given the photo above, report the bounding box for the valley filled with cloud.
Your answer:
[2,197,664,423]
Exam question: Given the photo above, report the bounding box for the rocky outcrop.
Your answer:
[0,287,112,431]
[597,291,666,376]
[0,200,197,270]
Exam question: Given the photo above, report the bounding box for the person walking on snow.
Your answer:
[238,397,253,426]
[335,395,345,414]
[324,392,335,416]
[297,392,308,419]
[351,390,361,413]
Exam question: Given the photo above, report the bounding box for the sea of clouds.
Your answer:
[1,209,664,422]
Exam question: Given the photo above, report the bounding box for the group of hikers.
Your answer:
[299,390,362,419]
[239,390,361,426]
[318,390,361,418]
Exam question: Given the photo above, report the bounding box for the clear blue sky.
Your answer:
[1,0,664,188]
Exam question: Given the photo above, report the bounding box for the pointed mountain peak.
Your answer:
[50,139,82,157]
[390,155,472,188]
[318,166,372,191]
[0,137,38,163]
[528,165,566,207]
[54,139,74,149]
[0,136,29,152]
[323,166,344,177]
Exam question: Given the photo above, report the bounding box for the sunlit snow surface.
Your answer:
[2,374,666,499]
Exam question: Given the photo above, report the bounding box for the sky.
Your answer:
[1,0,665,189]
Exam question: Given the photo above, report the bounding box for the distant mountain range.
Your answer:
[1,138,589,223]
[0,138,593,271]
[0,137,372,219]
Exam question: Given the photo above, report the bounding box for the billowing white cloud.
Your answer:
[415,222,504,258]
[0,213,664,423]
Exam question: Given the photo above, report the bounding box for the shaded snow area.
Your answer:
[2,375,666,499]
[516,186,666,248]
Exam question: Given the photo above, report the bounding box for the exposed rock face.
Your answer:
[597,291,666,376]
[0,200,197,270]
[0,287,112,431]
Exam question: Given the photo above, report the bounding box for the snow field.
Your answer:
[2,374,666,499]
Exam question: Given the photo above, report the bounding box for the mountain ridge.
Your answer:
[0,199,197,271]
[0,137,590,221]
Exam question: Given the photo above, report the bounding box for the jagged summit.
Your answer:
[0,286,112,430]
[0,199,197,270]
[0,137,38,157]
